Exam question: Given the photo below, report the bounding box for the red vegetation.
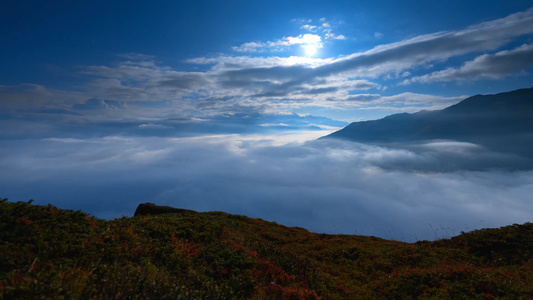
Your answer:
[1,199,533,299]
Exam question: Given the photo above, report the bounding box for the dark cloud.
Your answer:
[220,65,309,82]
[0,84,85,108]
[81,60,210,102]
[302,86,339,95]
[158,74,208,90]
[1,135,532,242]
[344,94,382,102]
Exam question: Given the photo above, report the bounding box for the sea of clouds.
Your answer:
[2,132,532,242]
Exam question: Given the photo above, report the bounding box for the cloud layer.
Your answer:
[2,134,532,242]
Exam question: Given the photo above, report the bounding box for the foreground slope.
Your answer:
[324,87,533,157]
[1,199,533,299]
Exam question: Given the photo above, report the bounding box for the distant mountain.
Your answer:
[323,87,533,157]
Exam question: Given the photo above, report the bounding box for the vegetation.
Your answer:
[1,199,533,299]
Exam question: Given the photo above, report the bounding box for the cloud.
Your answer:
[233,17,346,53]
[358,92,465,111]
[406,43,533,83]
[283,34,322,46]
[186,55,332,70]
[326,33,346,40]
[81,59,209,101]
[1,134,533,242]
[138,123,174,130]
[0,84,86,109]
[72,98,127,111]
[301,24,317,32]
[0,101,346,140]
[312,7,533,79]
[232,34,323,53]
[319,19,346,40]
[4,9,533,119]
[231,42,266,53]
[185,8,533,110]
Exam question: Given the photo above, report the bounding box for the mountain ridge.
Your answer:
[323,87,533,157]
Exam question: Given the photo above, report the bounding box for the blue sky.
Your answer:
[2,1,533,241]
[2,0,533,122]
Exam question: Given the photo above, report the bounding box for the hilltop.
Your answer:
[1,199,533,299]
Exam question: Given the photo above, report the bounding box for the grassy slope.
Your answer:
[1,199,533,299]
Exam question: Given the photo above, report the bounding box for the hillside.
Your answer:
[1,199,533,299]
[324,87,533,157]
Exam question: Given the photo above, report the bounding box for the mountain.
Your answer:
[324,87,533,157]
[2,199,533,299]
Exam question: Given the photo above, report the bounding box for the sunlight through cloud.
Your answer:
[304,44,317,56]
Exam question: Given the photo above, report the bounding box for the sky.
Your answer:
[2,0,533,241]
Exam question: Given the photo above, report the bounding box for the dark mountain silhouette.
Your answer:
[324,87,533,157]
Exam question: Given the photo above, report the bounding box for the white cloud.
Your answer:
[301,24,317,31]
[283,34,321,46]
[186,55,332,70]
[232,34,322,52]
[2,135,533,241]
[231,42,266,53]
[407,43,533,83]
[325,32,346,40]
[233,17,346,52]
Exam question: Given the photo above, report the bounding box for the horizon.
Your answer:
[2,1,533,241]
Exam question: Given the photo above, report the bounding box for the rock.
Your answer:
[134,203,196,216]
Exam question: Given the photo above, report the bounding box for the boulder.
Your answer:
[134,203,196,216]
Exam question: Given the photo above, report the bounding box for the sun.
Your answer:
[304,45,317,56]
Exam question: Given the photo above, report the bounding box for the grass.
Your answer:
[1,198,533,299]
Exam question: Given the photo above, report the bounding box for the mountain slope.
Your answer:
[2,199,533,299]
[324,87,533,157]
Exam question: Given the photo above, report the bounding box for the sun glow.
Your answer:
[304,45,317,56]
